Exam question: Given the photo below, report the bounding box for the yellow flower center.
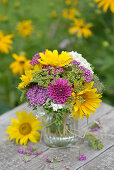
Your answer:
[59,89,63,91]
[19,123,32,135]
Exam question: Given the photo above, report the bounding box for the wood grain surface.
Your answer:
[0,103,113,170]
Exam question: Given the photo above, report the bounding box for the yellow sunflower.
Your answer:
[38,49,72,67]
[6,111,42,145]
[10,53,31,75]
[95,0,114,13]
[0,30,13,54]
[18,64,42,89]
[71,82,102,120]
[17,20,34,38]
[69,19,92,38]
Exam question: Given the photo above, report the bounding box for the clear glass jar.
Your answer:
[41,114,78,147]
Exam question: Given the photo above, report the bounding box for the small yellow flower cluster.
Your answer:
[62,0,92,38]
[62,8,79,20]
[17,20,34,38]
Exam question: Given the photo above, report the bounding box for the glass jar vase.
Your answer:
[41,114,78,147]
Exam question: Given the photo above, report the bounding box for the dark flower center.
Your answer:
[20,61,25,64]
[19,123,32,135]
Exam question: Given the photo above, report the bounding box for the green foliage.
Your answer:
[85,134,104,150]
[62,65,83,85]
[32,68,60,87]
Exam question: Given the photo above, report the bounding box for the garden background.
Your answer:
[0,0,114,115]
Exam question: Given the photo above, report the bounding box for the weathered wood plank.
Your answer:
[78,145,114,170]
[0,103,113,170]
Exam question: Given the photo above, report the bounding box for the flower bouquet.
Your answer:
[18,49,103,147]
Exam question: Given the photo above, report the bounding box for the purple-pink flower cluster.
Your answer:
[78,66,92,82]
[48,78,72,104]
[26,84,48,106]
[30,51,45,66]
[70,60,92,82]
[70,60,80,65]
[79,154,86,161]
[43,65,64,75]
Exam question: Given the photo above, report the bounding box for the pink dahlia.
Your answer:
[48,78,72,104]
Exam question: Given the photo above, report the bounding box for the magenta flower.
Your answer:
[78,66,92,82]
[46,156,52,163]
[17,148,26,155]
[79,154,86,161]
[43,65,64,75]
[70,60,80,65]
[30,51,45,66]
[48,78,72,104]
[26,84,48,107]
[91,126,100,132]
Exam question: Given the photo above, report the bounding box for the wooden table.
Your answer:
[0,103,114,170]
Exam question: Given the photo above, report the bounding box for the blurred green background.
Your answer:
[0,0,114,115]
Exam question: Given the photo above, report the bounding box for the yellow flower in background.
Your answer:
[10,53,31,75]
[71,82,102,120]
[0,30,13,54]
[0,0,7,3]
[50,10,57,18]
[65,0,78,6]
[17,20,34,38]
[69,19,92,38]
[6,111,42,145]
[0,15,2,21]
[65,0,72,5]
[62,8,79,20]
[38,49,72,67]
[18,64,42,89]
[95,0,114,13]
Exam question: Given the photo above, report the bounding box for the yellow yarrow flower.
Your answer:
[6,111,42,145]
[38,49,73,67]
[0,30,13,54]
[62,8,79,20]
[69,19,92,38]
[18,64,42,89]
[71,82,102,120]
[17,20,34,38]
[10,53,31,75]
[95,0,114,13]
